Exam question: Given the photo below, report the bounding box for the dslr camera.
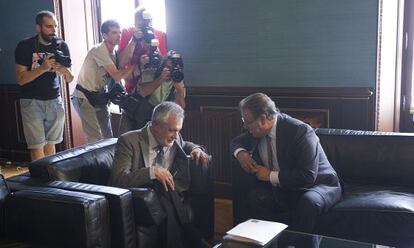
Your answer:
[143,39,161,70]
[141,11,155,44]
[38,38,72,67]
[168,50,184,83]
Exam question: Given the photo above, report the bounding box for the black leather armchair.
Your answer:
[232,128,414,247]
[7,138,214,248]
[0,175,110,248]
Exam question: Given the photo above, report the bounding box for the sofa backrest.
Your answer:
[315,128,414,187]
[29,138,118,185]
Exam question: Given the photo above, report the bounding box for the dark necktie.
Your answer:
[267,135,274,169]
[154,145,164,167]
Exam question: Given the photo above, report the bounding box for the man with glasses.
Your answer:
[230,93,342,233]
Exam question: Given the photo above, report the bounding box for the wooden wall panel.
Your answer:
[0,85,30,162]
[1,85,374,197]
[0,84,70,163]
[181,86,375,198]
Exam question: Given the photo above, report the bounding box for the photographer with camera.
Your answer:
[118,7,167,94]
[118,50,186,134]
[72,20,133,143]
[15,10,74,161]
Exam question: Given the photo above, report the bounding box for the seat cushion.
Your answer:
[317,184,414,245]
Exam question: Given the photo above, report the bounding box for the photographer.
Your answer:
[15,10,73,161]
[72,20,133,143]
[118,7,167,93]
[118,50,186,134]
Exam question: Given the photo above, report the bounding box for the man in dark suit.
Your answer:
[231,93,342,233]
[110,101,209,248]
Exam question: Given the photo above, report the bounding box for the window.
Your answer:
[100,0,135,29]
[139,0,166,32]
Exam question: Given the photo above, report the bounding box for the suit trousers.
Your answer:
[240,172,325,233]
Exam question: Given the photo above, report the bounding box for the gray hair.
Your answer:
[151,102,185,124]
[239,93,279,120]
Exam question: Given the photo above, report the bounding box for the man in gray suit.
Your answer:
[110,101,209,248]
[231,93,342,233]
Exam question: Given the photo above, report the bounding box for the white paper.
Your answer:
[226,219,288,246]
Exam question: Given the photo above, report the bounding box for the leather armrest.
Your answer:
[188,156,214,239]
[6,176,137,248]
[189,156,213,194]
[4,187,110,248]
[129,187,166,226]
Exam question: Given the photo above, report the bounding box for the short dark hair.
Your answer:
[239,93,279,120]
[35,10,55,26]
[100,20,120,34]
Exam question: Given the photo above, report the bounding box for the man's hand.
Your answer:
[191,147,209,166]
[53,63,67,74]
[173,81,185,92]
[39,54,55,72]
[133,28,143,40]
[154,167,175,191]
[252,165,271,181]
[158,67,170,82]
[236,150,257,173]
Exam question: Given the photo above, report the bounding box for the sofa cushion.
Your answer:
[29,138,117,185]
[317,184,414,245]
[315,128,414,188]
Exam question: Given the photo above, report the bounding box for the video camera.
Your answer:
[38,38,72,67]
[107,82,127,106]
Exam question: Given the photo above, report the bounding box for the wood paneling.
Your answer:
[0,85,29,162]
[1,84,375,197]
[181,86,375,198]
[0,84,71,163]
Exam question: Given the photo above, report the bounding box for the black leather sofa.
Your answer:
[6,138,214,248]
[232,128,414,248]
[0,175,111,248]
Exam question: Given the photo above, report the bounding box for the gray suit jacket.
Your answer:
[109,124,199,192]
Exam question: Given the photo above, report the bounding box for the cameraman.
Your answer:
[118,51,186,134]
[118,7,167,93]
[15,10,73,161]
[72,20,133,143]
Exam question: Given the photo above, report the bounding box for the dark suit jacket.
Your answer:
[230,113,342,210]
[109,124,198,193]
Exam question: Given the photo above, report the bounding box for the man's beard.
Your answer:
[40,32,55,43]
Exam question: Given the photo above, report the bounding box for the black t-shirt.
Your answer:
[14,35,71,100]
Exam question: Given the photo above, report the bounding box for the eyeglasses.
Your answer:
[241,117,257,126]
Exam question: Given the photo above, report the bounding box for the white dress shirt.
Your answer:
[234,118,280,186]
[147,125,176,179]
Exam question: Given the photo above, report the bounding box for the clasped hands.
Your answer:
[236,150,271,182]
[40,53,69,75]
[154,148,209,192]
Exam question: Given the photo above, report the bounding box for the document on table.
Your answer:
[223,219,288,246]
